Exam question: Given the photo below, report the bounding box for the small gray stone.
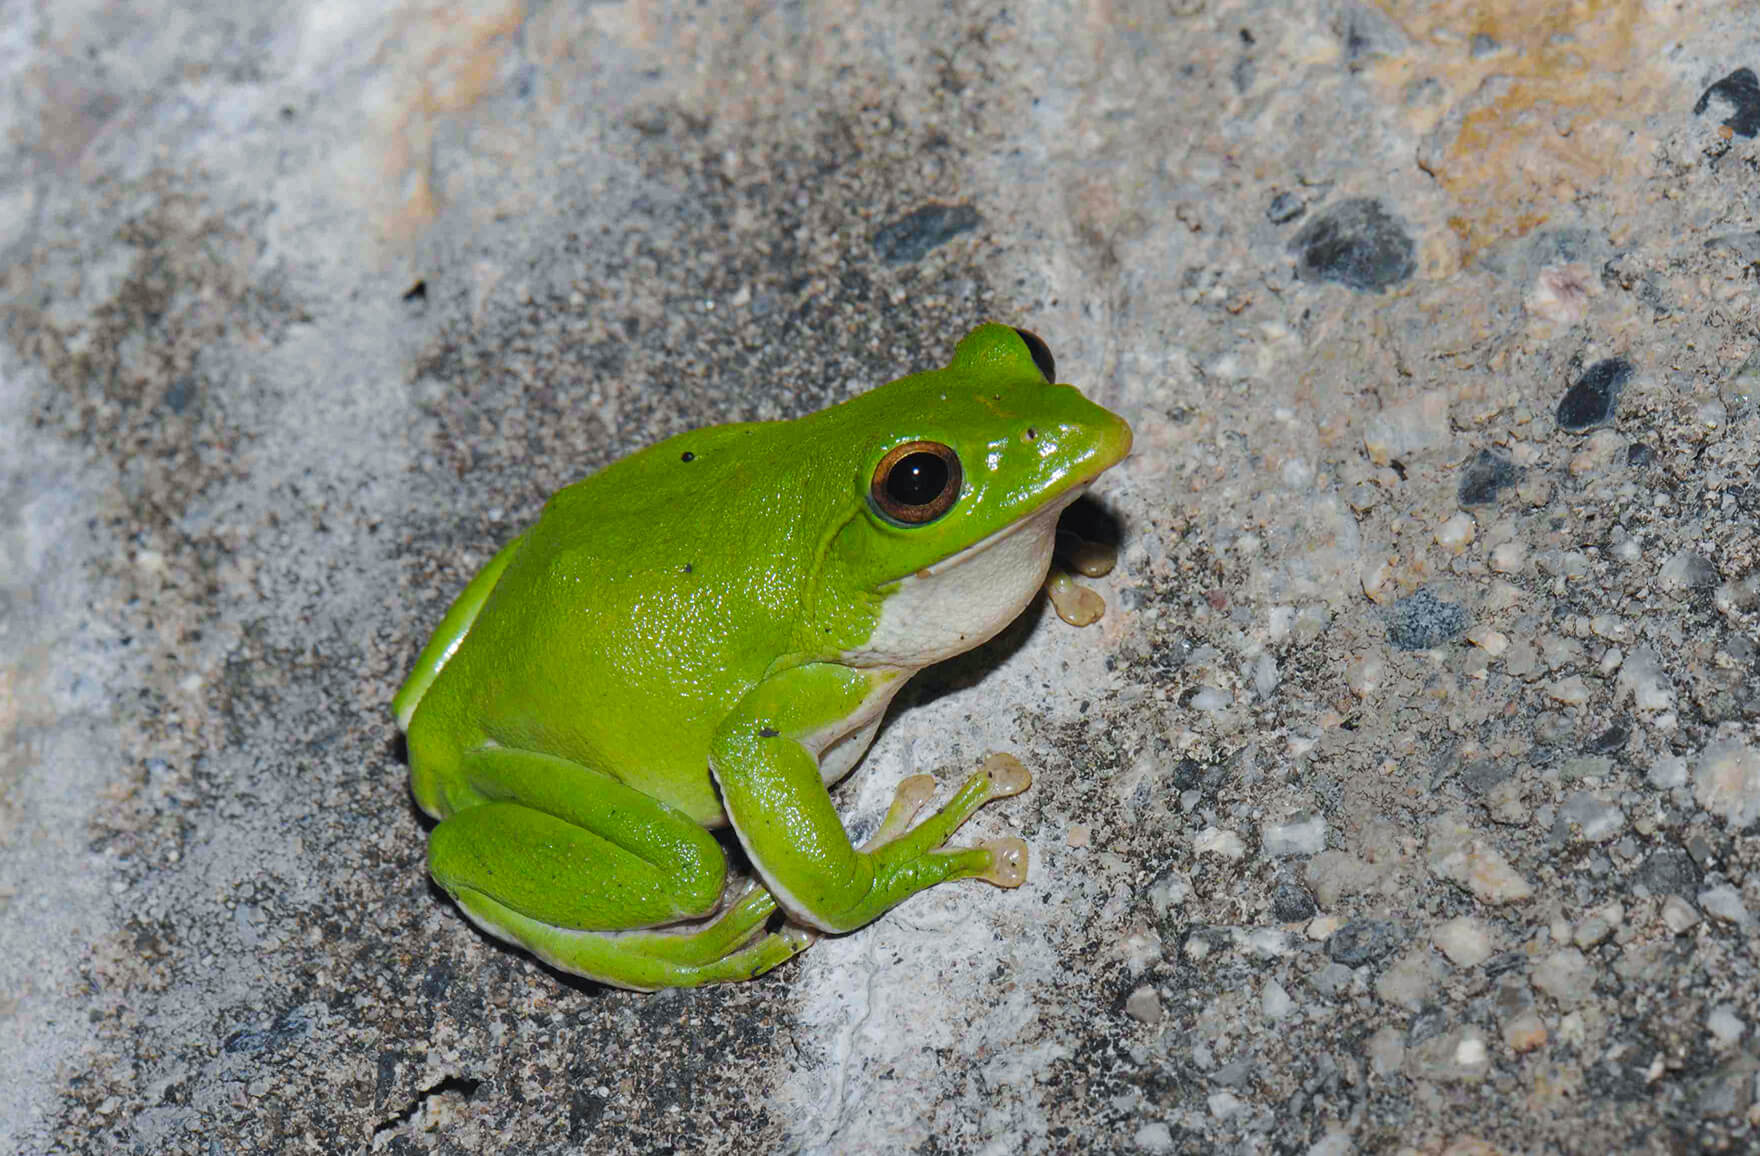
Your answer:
[1697,884,1751,929]
[1261,814,1327,857]
[1633,847,1700,898]
[1327,919,1403,966]
[1560,792,1625,842]
[1457,449,1521,507]
[1386,589,1470,651]
[1556,358,1631,432]
[1290,198,1416,291]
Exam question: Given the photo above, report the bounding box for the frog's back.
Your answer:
[412,421,843,822]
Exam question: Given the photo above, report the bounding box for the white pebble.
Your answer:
[1707,1006,1746,1047]
[1547,675,1592,706]
[1490,540,1527,573]
[1698,884,1751,928]
[1694,738,1760,827]
[1194,827,1247,860]
[1617,647,1675,712]
[1465,625,1509,656]
[1661,895,1701,933]
[1261,814,1327,857]
[1435,512,1477,553]
[1346,653,1385,697]
[1647,755,1689,791]
[1431,916,1495,967]
[1262,978,1297,1021]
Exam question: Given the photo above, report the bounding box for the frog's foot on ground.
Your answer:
[1046,528,1118,626]
[973,836,1028,887]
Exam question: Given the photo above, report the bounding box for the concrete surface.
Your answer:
[2,0,1758,1152]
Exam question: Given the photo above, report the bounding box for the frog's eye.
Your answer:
[870,441,963,526]
[1012,328,1056,383]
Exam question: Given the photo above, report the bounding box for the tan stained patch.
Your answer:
[1367,0,1686,258]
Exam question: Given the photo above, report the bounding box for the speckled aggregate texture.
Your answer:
[3,1,1759,1153]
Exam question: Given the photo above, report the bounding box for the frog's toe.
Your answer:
[979,753,1032,799]
[974,836,1029,887]
[1044,568,1106,627]
[862,774,939,850]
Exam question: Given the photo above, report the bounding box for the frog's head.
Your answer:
[822,323,1133,668]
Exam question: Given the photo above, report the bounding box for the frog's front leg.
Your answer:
[710,665,1031,934]
[425,747,809,990]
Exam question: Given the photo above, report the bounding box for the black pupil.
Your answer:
[887,452,949,506]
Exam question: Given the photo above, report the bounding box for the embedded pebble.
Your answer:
[1635,847,1701,898]
[1261,978,1296,1021]
[1326,919,1403,966]
[1694,739,1760,827]
[1260,814,1327,857]
[1345,653,1386,697]
[1434,512,1476,553]
[1698,884,1751,929]
[1694,66,1760,137]
[1573,903,1623,948]
[1707,1006,1746,1048]
[1427,815,1533,904]
[1431,916,1494,967]
[1187,686,1231,713]
[1532,948,1594,1007]
[1290,198,1416,291]
[1661,895,1702,933]
[1463,625,1508,657]
[1569,429,1625,475]
[1503,1011,1549,1053]
[1647,755,1689,791]
[1546,675,1592,706]
[1194,827,1248,860]
[1617,647,1675,712]
[1271,880,1317,922]
[1556,358,1631,432]
[1560,792,1625,842]
[872,202,981,264]
[1374,949,1439,1010]
[1457,449,1520,507]
[1489,540,1527,574]
[1125,985,1163,1024]
[1386,589,1470,651]
[1658,550,1718,596]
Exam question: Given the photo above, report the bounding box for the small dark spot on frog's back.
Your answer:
[682,563,693,574]
[680,451,695,462]
[758,727,779,738]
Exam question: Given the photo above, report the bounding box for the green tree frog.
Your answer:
[393,323,1132,990]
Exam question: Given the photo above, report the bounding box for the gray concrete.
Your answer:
[3,1,1758,1152]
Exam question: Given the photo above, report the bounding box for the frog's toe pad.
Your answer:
[979,753,1032,799]
[891,774,938,814]
[781,924,819,950]
[1045,569,1106,627]
[975,836,1029,887]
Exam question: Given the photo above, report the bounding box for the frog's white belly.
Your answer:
[839,487,1084,670]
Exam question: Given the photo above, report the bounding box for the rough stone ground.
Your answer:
[2,1,1758,1153]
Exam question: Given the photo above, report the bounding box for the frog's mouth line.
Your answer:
[914,484,1090,580]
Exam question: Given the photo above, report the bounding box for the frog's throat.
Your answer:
[839,485,1089,670]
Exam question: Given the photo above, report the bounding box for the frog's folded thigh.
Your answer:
[430,745,729,932]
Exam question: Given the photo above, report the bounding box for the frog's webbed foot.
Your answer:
[858,753,1034,894]
[974,836,1029,888]
[1045,529,1118,627]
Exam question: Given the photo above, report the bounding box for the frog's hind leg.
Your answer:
[453,884,812,991]
[427,746,811,989]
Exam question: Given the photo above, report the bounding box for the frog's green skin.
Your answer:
[394,324,1132,990]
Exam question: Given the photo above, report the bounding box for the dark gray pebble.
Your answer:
[1694,67,1760,139]
[1272,879,1318,922]
[1266,191,1306,224]
[1557,357,1632,432]
[1385,589,1469,651]
[872,203,981,265]
[1633,847,1700,898]
[1290,198,1416,291]
[1326,918,1402,966]
[1457,449,1520,507]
